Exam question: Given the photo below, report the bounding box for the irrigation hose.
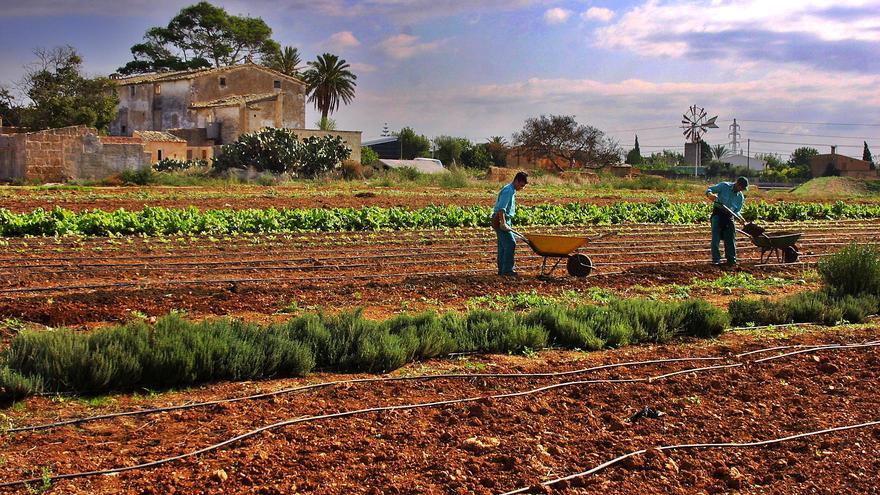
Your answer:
[1,342,877,489]
[497,419,880,495]
[7,356,723,434]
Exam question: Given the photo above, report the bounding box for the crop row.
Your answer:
[2,200,880,237]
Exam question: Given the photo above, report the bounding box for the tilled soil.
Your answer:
[0,220,876,326]
[1,326,878,494]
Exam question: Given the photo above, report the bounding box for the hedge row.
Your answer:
[0,299,727,400]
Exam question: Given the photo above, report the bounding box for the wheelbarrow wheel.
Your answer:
[567,254,593,277]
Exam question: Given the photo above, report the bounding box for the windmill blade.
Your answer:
[706,116,719,128]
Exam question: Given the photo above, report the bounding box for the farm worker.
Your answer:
[706,176,749,266]
[492,171,528,276]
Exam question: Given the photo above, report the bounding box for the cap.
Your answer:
[736,176,749,190]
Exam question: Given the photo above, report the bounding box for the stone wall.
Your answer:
[0,126,150,182]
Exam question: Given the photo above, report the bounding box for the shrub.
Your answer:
[120,167,155,185]
[818,243,880,296]
[0,366,43,402]
[214,128,301,174]
[153,158,208,173]
[361,147,379,166]
[298,135,352,178]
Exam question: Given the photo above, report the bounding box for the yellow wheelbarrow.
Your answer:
[512,231,597,279]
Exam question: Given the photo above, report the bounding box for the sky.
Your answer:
[1,0,880,158]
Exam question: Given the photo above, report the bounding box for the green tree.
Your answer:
[788,146,818,177]
[396,127,430,159]
[699,140,712,165]
[485,136,508,167]
[361,146,379,166]
[315,117,337,131]
[461,143,493,169]
[119,1,277,74]
[0,87,23,127]
[433,135,470,166]
[22,46,118,132]
[303,53,357,123]
[263,46,302,77]
[711,144,730,160]
[512,115,622,171]
[625,135,642,165]
[864,141,875,169]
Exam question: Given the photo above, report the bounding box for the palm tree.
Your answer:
[487,136,508,147]
[303,53,357,123]
[712,144,730,160]
[264,46,302,78]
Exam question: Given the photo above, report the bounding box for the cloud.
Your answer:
[543,7,572,25]
[581,7,614,22]
[378,34,445,60]
[349,62,378,73]
[323,31,361,51]
[595,0,880,72]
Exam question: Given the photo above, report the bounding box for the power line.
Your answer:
[748,130,879,141]
[732,118,880,127]
[606,125,675,133]
[746,139,862,148]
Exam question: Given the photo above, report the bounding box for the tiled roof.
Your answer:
[189,92,279,109]
[112,63,305,86]
[132,131,187,143]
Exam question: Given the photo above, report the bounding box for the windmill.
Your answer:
[681,105,718,177]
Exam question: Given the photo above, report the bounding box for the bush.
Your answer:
[361,147,379,166]
[728,291,880,327]
[153,158,208,173]
[0,366,43,402]
[818,243,880,296]
[120,167,155,185]
[213,129,351,178]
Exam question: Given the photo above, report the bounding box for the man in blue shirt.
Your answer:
[706,176,748,266]
[492,171,528,276]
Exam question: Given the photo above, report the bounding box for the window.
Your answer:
[219,77,227,88]
[121,125,127,135]
[273,80,281,89]
[129,86,136,98]
[187,150,193,160]
[157,149,163,161]
[202,150,208,159]
[154,84,162,95]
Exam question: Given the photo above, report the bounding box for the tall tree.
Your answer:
[512,115,621,171]
[22,46,118,131]
[263,46,302,77]
[864,141,875,169]
[119,1,277,74]
[0,87,24,127]
[396,127,430,159]
[303,53,357,122]
[625,135,643,165]
[485,136,508,167]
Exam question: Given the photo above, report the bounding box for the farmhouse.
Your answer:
[110,63,306,145]
[810,147,877,179]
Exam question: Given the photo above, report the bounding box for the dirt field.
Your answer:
[0,219,876,326]
[1,325,877,494]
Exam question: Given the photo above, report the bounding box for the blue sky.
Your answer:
[2,0,880,158]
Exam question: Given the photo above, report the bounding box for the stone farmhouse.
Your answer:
[1,63,361,182]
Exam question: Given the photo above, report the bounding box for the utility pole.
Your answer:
[747,139,750,171]
[728,119,741,155]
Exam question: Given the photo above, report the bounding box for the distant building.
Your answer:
[717,154,768,171]
[810,146,877,178]
[363,136,401,159]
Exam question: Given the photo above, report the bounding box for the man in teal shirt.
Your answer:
[492,172,528,276]
[706,176,748,266]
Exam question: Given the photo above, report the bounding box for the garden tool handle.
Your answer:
[717,203,747,225]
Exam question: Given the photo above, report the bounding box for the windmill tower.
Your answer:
[728,119,741,155]
[681,105,719,177]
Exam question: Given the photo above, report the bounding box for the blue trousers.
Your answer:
[495,229,516,274]
[711,214,737,264]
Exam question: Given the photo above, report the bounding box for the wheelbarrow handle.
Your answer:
[717,203,747,225]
